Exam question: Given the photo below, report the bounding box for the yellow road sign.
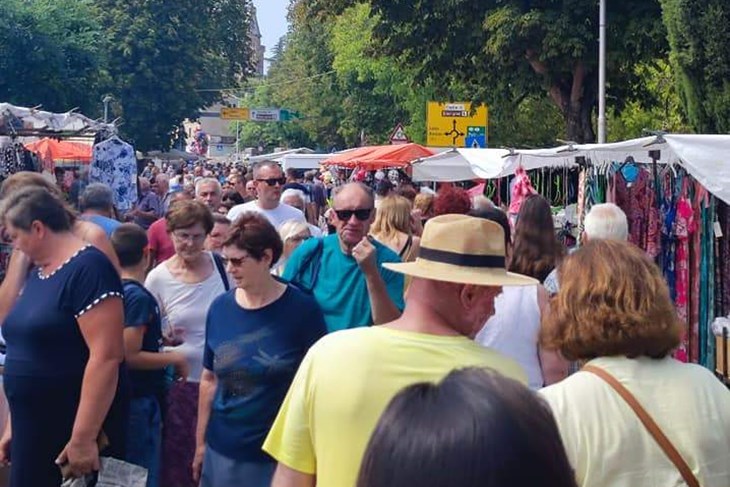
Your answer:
[426,102,488,148]
[220,107,250,120]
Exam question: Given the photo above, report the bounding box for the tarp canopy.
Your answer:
[281,153,330,170]
[0,103,111,136]
[25,138,92,170]
[411,135,730,205]
[323,143,435,170]
[145,148,199,161]
[248,148,315,165]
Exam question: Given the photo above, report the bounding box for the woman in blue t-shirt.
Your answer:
[0,187,127,486]
[193,212,326,487]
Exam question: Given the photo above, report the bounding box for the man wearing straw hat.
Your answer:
[263,214,537,487]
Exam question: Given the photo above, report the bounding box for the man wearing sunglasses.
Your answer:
[282,182,404,333]
[227,161,306,229]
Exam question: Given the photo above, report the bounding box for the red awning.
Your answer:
[25,138,92,171]
[322,143,435,170]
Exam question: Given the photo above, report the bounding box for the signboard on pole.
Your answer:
[389,123,409,145]
[426,102,488,148]
[250,109,281,122]
[220,107,250,120]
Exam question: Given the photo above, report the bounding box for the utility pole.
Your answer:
[102,95,113,123]
[597,0,607,143]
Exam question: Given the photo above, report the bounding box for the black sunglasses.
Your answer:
[257,177,286,187]
[334,208,372,221]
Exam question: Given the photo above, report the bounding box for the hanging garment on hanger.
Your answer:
[90,136,138,212]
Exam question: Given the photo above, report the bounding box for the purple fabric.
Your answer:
[161,381,199,487]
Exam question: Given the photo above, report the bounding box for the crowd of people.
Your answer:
[0,159,727,487]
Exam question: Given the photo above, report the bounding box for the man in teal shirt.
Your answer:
[283,183,404,332]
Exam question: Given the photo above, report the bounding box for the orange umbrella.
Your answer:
[322,143,435,170]
[25,138,92,171]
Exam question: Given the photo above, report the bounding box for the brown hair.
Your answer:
[222,212,283,267]
[371,196,412,241]
[0,172,77,223]
[508,194,564,282]
[165,199,214,234]
[413,193,434,218]
[540,240,681,360]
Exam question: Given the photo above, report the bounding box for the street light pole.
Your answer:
[597,0,607,143]
[102,95,113,123]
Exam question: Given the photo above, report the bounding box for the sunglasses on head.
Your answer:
[334,208,372,221]
[257,177,286,187]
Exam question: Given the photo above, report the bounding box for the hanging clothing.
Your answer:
[673,196,694,363]
[90,137,138,211]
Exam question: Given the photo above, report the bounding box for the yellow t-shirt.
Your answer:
[263,326,527,487]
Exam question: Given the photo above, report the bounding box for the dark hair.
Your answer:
[111,223,148,268]
[165,199,214,234]
[541,240,681,360]
[509,194,564,282]
[469,206,511,248]
[433,185,471,216]
[1,187,72,232]
[222,189,245,206]
[222,212,283,267]
[396,184,417,202]
[375,179,394,197]
[252,160,282,179]
[357,368,577,487]
[212,213,231,226]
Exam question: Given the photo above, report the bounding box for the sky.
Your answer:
[253,0,290,61]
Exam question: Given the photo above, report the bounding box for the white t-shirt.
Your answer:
[144,252,228,382]
[540,356,730,487]
[475,286,543,389]
[227,201,306,229]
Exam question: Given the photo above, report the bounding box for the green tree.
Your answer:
[661,0,730,133]
[324,0,668,143]
[0,0,107,115]
[96,0,254,151]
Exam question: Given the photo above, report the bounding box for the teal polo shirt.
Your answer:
[283,234,405,332]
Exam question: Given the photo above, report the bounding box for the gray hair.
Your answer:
[195,177,222,196]
[1,187,71,232]
[252,160,282,179]
[584,203,629,241]
[279,219,311,242]
[280,188,306,207]
[332,182,375,208]
[79,183,114,212]
[471,195,494,212]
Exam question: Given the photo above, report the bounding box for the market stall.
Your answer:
[323,143,435,171]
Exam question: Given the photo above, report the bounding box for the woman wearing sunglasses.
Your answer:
[193,213,325,487]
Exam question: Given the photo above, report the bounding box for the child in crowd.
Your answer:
[111,224,189,487]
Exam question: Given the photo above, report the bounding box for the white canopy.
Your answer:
[411,134,730,205]
[247,148,315,165]
[281,153,331,170]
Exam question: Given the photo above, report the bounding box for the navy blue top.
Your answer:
[3,246,123,378]
[122,279,164,398]
[203,285,326,461]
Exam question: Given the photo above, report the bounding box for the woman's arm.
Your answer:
[192,368,217,482]
[0,250,30,323]
[56,297,124,478]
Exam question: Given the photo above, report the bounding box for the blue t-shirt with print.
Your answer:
[203,285,326,462]
[122,279,165,398]
[283,234,405,332]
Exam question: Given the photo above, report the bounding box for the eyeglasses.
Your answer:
[256,177,286,187]
[172,231,207,243]
[221,255,252,267]
[334,208,372,221]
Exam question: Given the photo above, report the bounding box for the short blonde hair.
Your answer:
[540,240,681,360]
[371,195,412,240]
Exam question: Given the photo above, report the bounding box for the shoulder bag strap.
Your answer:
[212,253,230,291]
[582,365,700,487]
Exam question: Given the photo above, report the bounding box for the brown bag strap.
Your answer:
[582,365,700,487]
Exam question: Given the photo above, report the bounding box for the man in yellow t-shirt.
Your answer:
[263,214,538,487]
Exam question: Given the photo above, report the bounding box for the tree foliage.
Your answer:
[661,0,730,133]
[96,0,254,151]
[359,0,667,143]
[0,0,107,115]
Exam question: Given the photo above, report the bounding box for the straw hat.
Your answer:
[383,214,538,286]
